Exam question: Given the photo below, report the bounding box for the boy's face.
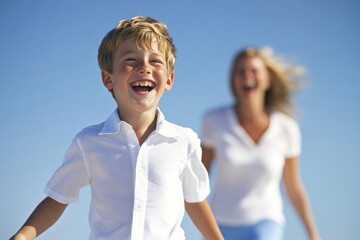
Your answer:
[101,38,174,116]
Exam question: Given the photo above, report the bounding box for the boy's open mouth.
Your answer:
[132,80,155,93]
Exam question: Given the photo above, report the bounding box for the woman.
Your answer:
[201,47,320,240]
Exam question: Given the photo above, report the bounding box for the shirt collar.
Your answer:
[98,109,122,135]
[99,108,179,138]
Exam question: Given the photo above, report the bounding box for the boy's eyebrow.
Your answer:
[115,50,138,60]
[118,50,165,59]
[118,50,137,56]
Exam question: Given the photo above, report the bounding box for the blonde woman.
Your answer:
[201,47,320,240]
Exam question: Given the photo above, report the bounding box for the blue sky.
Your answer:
[1,0,359,239]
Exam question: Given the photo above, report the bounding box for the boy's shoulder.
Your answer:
[152,112,196,143]
[72,109,199,142]
[164,120,198,138]
[75,109,121,139]
[75,122,106,139]
[156,108,199,141]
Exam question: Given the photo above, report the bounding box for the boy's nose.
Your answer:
[139,66,151,74]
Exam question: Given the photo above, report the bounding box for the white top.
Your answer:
[201,105,301,225]
[45,108,210,240]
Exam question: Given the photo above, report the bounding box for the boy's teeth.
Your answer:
[133,82,153,87]
[132,81,155,93]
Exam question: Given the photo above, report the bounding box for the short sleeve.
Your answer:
[285,118,302,158]
[44,137,90,204]
[181,133,210,203]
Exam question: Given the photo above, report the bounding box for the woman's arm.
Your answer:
[283,157,321,240]
[10,197,68,240]
[201,145,214,172]
[185,200,223,240]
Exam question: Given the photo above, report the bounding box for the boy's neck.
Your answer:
[118,108,158,145]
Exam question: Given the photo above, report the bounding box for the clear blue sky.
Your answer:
[1,0,359,239]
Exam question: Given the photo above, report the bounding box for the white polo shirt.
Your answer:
[201,105,301,225]
[45,108,210,240]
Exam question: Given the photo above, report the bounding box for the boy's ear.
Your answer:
[165,71,175,91]
[101,70,113,90]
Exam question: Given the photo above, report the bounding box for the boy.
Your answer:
[11,16,223,240]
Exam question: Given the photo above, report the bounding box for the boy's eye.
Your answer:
[124,58,137,62]
[151,59,164,64]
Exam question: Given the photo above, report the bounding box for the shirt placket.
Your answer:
[128,134,149,239]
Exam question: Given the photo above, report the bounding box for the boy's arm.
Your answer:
[185,200,223,240]
[10,197,68,240]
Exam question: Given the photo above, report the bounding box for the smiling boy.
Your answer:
[11,16,223,240]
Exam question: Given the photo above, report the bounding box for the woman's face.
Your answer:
[232,56,271,101]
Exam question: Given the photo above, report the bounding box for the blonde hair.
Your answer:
[97,16,176,75]
[230,47,305,116]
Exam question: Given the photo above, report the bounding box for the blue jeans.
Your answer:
[218,220,284,240]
